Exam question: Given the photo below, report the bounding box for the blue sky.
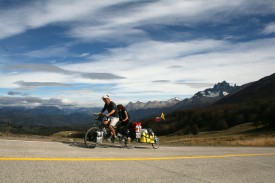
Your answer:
[0,0,275,107]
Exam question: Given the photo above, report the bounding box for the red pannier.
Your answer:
[131,122,142,138]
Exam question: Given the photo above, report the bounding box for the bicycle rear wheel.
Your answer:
[124,136,136,149]
[152,136,160,149]
[84,127,99,148]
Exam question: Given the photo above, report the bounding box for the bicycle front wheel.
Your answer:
[84,127,99,148]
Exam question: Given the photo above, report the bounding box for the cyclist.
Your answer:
[99,95,119,141]
[117,104,131,135]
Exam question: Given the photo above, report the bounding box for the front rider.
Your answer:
[99,95,119,141]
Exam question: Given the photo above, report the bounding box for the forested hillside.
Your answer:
[142,98,275,135]
[142,73,275,135]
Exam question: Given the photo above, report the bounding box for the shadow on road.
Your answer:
[62,141,151,149]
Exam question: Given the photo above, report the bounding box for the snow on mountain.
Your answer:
[194,81,238,98]
[126,82,238,112]
[223,91,229,96]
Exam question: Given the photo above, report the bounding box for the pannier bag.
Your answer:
[140,128,155,143]
[132,122,142,138]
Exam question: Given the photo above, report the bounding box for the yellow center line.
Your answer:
[1,153,275,161]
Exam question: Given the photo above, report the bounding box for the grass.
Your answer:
[160,135,275,146]
[159,123,275,146]
[0,130,85,142]
[228,136,275,146]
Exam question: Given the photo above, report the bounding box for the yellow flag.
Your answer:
[161,113,165,120]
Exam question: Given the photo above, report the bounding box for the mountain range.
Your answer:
[0,106,101,129]
[126,97,182,111]
[127,81,240,120]
[0,73,274,128]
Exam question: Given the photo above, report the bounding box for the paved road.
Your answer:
[0,138,275,183]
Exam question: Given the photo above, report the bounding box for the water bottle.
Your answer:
[102,128,107,135]
[97,131,102,137]
[97,136,103,143]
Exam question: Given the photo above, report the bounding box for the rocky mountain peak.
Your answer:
[194,81,239,98]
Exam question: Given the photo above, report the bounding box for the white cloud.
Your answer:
[262,22,275,35]
[67,0,275,42]
[0,96,75,108]
[59,37,275,104]
[1,0,275,107]
[79,53,90,57]
[0,0,129,39]
[23,45,71,58]
[1,0,275,40]
[0,72,71,88]
[5,63,125,81]
[1,36,275,105]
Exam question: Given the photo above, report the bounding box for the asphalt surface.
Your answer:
[0,138,275,183]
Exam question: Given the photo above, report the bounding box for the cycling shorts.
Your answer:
[109,117,119,127]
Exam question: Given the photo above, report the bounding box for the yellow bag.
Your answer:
[140,132,155,144]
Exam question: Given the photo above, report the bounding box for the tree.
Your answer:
[216,119,228,130]
[191,123,199,135]
[236,113,245,124]
[0,119,12,134]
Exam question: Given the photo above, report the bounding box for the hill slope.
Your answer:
[216,73,275,105]
[142,73,275,135]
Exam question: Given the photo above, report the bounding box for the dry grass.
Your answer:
[160,123,275,147]
[51,131,84,138]
[160,135,275,146]
[0,130,84,142]
[227,136,275,146]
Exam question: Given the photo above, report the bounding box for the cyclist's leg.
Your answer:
[121,121,129,135]
[109,117,119,138]
[116,121,122,132]
[103,120,109,125]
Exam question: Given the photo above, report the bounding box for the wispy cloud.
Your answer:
[5,63,125,80]
[14,80,71,89]
[62,37,275,96]
[0,0,275,107]
[6,64,71,74]
[67,0,275,42]
[23,45,71,59]
[153,80,171,83]
[0,96,73,107]
[8,91,29,96]
[0,0,129,39]
[79,53,90,57]
[176,83,215,89]
[1,0,274,41]
[262,22,275,35]
[2,36,275,105]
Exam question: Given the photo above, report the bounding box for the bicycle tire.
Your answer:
[84,126,99,148]
[124,136,136,149]
[152,136,160,149]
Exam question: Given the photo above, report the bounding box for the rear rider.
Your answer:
[117,104,130,135]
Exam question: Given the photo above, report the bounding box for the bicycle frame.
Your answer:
[84,114,159,149]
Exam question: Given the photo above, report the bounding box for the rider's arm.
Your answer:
[100,104,107,114]
[122,111,129,122]
[105,102,117,117]
[106,109,116,117]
